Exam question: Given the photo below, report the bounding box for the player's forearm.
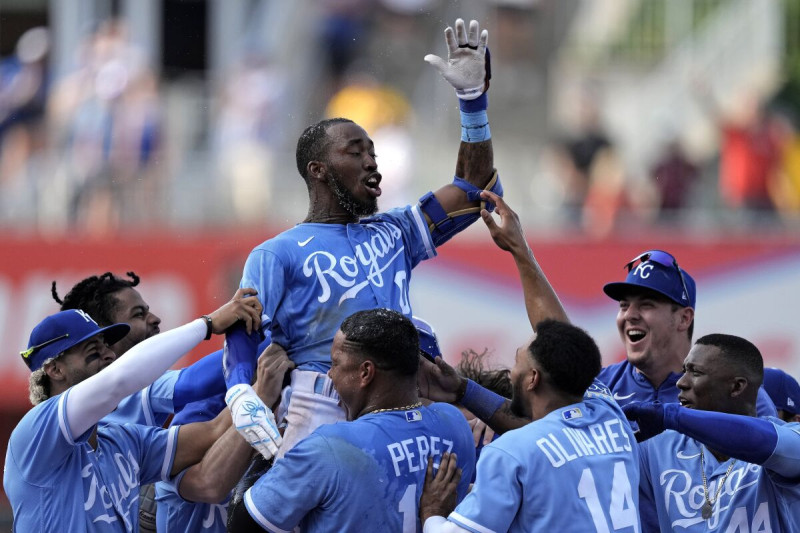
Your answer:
[173,349,226,411]
[455,139,494,188]
[458,379,529,435]
[513,246,569,328]
[178,424,255,503]
[66,319,207,437]
[171,408,231,476]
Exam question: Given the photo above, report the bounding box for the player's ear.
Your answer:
[359,359,375,387]
[728,376,749,398]
[43,358,66,382]
[527,368,539,392]
[307,160,327,182]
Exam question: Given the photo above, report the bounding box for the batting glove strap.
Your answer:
[226,384,282,460]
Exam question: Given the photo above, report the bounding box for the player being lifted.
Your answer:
[232,18,503,454]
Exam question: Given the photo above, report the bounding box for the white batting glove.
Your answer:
[424,18,489,100]
[225,383,282,460]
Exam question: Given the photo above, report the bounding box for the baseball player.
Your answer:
[3,290,282,532]
[236,17,502,455]
[624,334,800,531]
[227,309,476,533]
[419,191,775,437]
[420,320,641,532]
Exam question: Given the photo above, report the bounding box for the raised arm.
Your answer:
[65,288,262,439]
[480,190,568,327]
[421,18,501,247]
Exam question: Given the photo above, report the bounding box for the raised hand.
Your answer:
[253,343,295,409]
[480,190,528,255]
[622,401,667,442]
[424,18,489,100]
[417,356,465,404]
[207,288,263,335]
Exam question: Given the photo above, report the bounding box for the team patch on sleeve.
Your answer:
[585,381,614,400]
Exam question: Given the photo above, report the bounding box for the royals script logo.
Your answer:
[658,463,773,531]
[302,224,409,309]
[83,450,141,530]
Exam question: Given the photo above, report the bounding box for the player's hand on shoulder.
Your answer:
[420,452,462,524]
[424,18,490,100]
[207,288,262,335]
[622,401,666,442]
[253,343,294,409]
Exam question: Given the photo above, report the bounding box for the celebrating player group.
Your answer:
[4,16,799,533]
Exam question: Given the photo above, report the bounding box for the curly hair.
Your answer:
[52,271,140,326]
[456,348,512,398]
[28,358,56,405]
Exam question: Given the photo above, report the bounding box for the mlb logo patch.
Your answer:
[405,410,422,422]
[562,408,583,420]
[788,397,796,408]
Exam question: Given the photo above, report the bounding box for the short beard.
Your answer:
[327,169,378,218]
[509,381,529,419]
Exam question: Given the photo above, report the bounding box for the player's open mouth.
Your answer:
[678,396,691,407]
[626,329,646,343]
[364,173,382,197]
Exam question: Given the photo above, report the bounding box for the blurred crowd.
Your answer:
[2,2,800,237]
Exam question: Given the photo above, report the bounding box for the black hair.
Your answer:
[295,117,354,182]
[456,348,512,398]
[695,333,764,387]
[52,271,140,326]
[339,308,419,377]
[529,319,601,397]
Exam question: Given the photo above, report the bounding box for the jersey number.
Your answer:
[398,484,416,532]
[577,461,639,533]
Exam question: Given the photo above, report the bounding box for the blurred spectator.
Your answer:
[695,82,782,213]
[650,138,699,217]
[317,0,375,99]
[48,19,163,236]
[213,55,288,223]
[762,367,800,423]
[0,27,50,221]
[767,111,800,221]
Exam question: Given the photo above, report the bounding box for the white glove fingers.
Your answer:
[454,18,467,47]
[444,27,458,55]
[467,20,480,48]
[478,29,489,54]
[423,54,448,72]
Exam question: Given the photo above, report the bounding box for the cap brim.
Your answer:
[603,281,687,307]
[71,323,131,352]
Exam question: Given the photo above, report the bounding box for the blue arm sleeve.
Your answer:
[172,350,225,411]
[223,323,264,389]
[173,333,272,410]
[664,404,778,464]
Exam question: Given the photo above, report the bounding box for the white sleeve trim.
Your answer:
[424,515,476,533]
[244,488,293,533]
[161,426,179,481]
[64,319,206,439]
[411,204,436,258]
[141,385,155,427]
[449,512,498,533]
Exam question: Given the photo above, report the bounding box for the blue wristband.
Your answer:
[459,92,488,112]
[460,379,505,421]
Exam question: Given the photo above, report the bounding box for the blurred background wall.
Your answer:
[2,0,800,524]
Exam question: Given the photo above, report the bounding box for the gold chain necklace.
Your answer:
[699,446,737,520]
[366,401,423,415]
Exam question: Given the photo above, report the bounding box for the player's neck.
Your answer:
[304,190,359,224]
[532,392,582,421]
[358,389,420,418]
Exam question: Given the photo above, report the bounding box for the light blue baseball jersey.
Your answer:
[244,402,475,533]
[638,419,800,532]
[155,392,229,533]
[4,389,179,532]
[448,381,641,533]
[599,361,777,417]
[101,370,179,428]
[240,205,435,372]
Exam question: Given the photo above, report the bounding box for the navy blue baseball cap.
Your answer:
[763,367,800,415]
[412,316,441,360]
[603,250,696,308]
[21,309,130,372]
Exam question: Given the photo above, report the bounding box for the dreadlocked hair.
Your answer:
[52,271,140,326]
